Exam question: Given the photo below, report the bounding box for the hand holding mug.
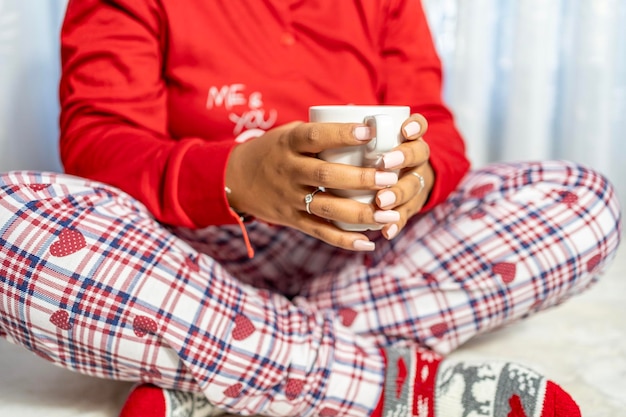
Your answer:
[311,105,411,231]
[310,105,433,239]
[372,113,433,240]
[224,105,432,250]
[224,120,398,251]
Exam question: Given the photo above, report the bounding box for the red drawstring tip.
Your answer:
[231,208,255,258]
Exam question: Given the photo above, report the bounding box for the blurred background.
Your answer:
[0,0,625,210]
[424,0,626,211]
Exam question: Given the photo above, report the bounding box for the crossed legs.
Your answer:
[0,160,620,416]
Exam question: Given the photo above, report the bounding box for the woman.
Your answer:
[0,0,621,416]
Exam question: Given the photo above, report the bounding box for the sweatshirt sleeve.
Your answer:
[380,0,471,210]
[59,0,238,228]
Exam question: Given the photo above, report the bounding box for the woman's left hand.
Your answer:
[374,113,434,240]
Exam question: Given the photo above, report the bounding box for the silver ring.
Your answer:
[412,172,425,193]
[304,187,325,214]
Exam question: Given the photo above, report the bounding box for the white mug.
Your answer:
[309,105,411,231]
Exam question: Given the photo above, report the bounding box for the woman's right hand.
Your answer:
[224,122,400,251]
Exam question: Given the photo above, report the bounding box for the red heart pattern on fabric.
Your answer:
[224,383,242,398]
[50,228,87,257]
[423,273,437,284]
[50,310,72,330]
[319,407,339,417]
[557,191,578,206]
[285,378,305,400]
[28,184,49,191]
[469,183,495,199]
[470,209,487,220]
[133,315,158,337]
[587,254,602,273]
[493,262,517,284]
[430,322,448,339]
[338,308,358,327]
[232,314,255,341]
[184,256,200,273]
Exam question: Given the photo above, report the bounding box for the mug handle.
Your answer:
[363,114,396,167]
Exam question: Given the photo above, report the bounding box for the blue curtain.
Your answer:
[0,0,65,172]
[424,0,626,209]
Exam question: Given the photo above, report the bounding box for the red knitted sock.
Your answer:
[118,384,224,417]
[372,347,581,417]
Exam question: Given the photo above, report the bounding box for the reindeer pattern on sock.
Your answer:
[167,390,223,417]
[435,361,544,417]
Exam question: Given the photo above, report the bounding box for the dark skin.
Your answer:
[225,113,433,251]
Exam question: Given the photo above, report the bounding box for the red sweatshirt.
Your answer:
[59,0,470,229]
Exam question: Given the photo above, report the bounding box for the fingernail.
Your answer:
[354,126,372,141]
[403,121,421,137]
[353,240,375,251]
[377,190,396,208]
[375,172,398,187]
[374,210,400,223]
[383,150,405,169]
[386,224,399,240]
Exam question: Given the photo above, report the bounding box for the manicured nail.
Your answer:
[375,172,398,187]
[383,150,405,169]
[403,121,421,137]
[376,190,396,208]
[353,240,375,251]
[386,224,399,240]
[354,126,372,141]
[374,210,400,223]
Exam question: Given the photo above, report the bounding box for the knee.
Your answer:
[0,171,139,223]
[561,161,622,241]
[510,161,621,239]
[547,162,622,284]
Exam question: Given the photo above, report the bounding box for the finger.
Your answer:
[294,157,398,190]
[375,169,427,210]
[381,139,430,170]
[381,222,401,240]
[305,191,400,227]
[380,180,428,240]
[380,114,429,170]
[295,214,376,251]
[401,113,428,140]
[287,122,374,154]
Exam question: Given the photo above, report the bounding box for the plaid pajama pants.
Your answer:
[0,160,621,416]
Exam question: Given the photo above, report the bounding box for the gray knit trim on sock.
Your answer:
[382,348,412,416]
[165,390,225,417]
